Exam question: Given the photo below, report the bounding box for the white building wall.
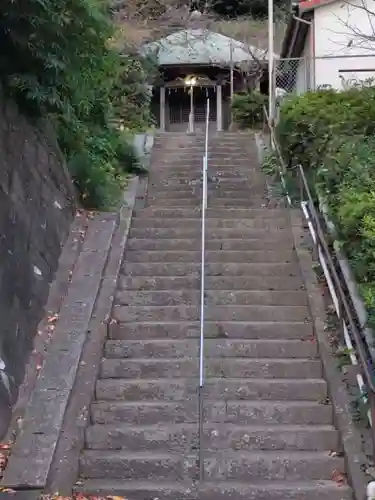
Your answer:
[313,0,375,89]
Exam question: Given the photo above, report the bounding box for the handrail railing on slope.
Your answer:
[198,97,210,481]
[263,105,375,455]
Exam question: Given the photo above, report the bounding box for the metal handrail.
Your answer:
[200,98,209,389]
[198,98,210,481]
[263,105,375,451]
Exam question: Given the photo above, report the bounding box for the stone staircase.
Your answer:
[76,132,352,499]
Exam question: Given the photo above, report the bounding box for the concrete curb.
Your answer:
[132,132,154,171]
[290,208,369,500]
[2,177,139,492]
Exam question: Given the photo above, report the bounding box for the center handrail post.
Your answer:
[198,97,210,482]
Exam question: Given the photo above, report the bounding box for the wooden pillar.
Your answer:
[216,85,223,132]
[160,86,165,131]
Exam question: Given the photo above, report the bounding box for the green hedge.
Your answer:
[275,87,375,327]
[231,90,267,129]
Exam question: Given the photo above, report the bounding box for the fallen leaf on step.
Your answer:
[74,493,88,500]
[47,314,59,324]
[0,452,8,470]
[332,469,346,485]
[107,496,126,500]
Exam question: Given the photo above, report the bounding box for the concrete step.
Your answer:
[148,171,259,179]
[112,305,310,323]
[151,164,258,170]
[151,170,258,176]
[148,179,263,188]
[121,262,300,277]
[75,480,195,500]
[145,198,200,207]
[108,321,313,340]
[199,482,352,500]
[133,208,289,218]
[153,163,255,170]
[150,164,261,172]
[85,423,338,452]
[146,190,266,200]
[153,163,256,168]
[128,227,289,240]
[153,161,260,168]
[103,339,317,359]
[100,357,321,379]
[153,155,256,161]
[147,180,265,189]
[152,151,255,158]
[149,165,253,173]
[115,289,307,306]
[151,155,257,160]
[146,183,257,190]
[223,401,333,425]
[146,186,259,195]
[79,450,344,481]
[131,218,289,230]
[79,450,188,480]
[192,451,345,481]
[91,400,199,425]
[90,400,334,426]
[118,275,303,291]
[126,238,294,251]
[151,150,256,156]
[147,198,269,208]
[95,378,327,401]
[75,479,352,500]
[104,338,197,358]
[123,250,296,264]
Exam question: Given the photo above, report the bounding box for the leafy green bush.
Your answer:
[276,87,375,327]
[231,90,267,128]
[0,0,153,208]
[277,87,375,171]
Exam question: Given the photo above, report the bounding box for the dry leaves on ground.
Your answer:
[0,443,12,474]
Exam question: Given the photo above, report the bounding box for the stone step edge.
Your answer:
[1,177,139,491]
[86,423,335,431]
[130,217,289,221]
[74,479,352,500]
[74,478,352,492]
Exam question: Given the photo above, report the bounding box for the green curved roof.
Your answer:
[142,29,268,66]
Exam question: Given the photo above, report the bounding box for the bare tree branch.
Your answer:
[327,0,375,52]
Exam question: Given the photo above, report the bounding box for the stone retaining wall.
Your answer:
[0,94,75,435]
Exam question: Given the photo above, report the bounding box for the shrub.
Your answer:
[277,87,375,172]
[0,0,154,208]
[231,90,267,129]
[275,87,375,327]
